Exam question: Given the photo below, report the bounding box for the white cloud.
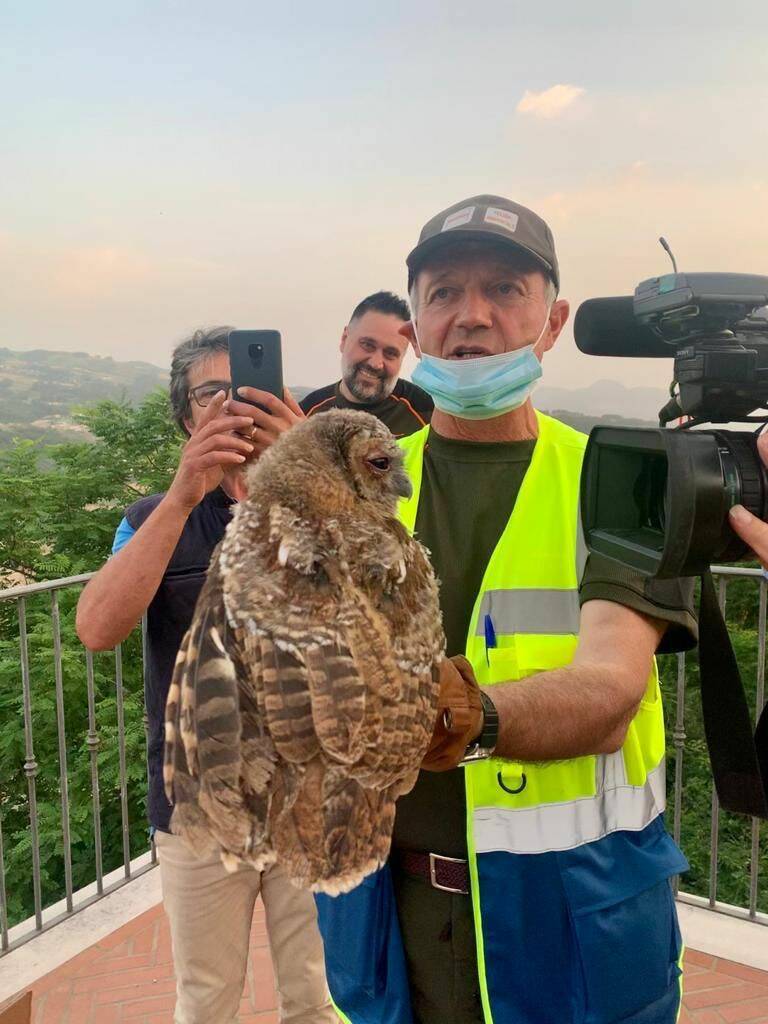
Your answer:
[516,84,585,120]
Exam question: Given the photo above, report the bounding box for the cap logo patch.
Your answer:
[485,207,519,233]
[442,206,475,232]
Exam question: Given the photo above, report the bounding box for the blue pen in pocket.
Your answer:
[484,613,497,665]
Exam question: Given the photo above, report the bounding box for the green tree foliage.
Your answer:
[0,391,181,927]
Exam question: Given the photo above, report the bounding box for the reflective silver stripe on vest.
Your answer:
[474,588,580,636]
[472,760,666,856]
[597,748,628,790]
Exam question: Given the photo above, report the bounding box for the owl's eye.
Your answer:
[366,456,391,473]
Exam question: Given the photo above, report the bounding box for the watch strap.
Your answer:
[460,690,498,764]
[478,690,499,752]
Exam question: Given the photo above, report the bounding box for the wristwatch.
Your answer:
[460,690,499,764]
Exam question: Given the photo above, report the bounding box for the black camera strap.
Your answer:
[698,569,768,819]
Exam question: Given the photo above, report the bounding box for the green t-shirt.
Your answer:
[391,428,697,857]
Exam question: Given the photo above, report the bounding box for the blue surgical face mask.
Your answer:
[410,308,551,420]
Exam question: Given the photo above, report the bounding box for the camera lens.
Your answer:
[635,457,667,534]
[581,426,767,577]
[715,432,768,562]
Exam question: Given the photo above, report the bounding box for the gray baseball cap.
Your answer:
[406,194,559,292]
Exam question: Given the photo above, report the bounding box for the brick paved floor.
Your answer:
[4,902,768,1023]
[6,903,276,1024]
[681,950,768,1023]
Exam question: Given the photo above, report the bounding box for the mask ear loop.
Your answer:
[531,302,554,360]
[410,320,424,360]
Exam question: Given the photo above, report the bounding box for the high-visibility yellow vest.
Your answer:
[397,411,668,1019]
[315,412,682,1024]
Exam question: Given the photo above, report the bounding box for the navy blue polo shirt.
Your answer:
[112,487,235,831]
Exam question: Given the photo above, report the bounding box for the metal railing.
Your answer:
[0,574,156,956]
[0,566,766,955]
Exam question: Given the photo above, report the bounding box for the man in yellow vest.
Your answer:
[313,195,697,1024]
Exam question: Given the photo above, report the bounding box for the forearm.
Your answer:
[489,662,642,762]
[485,600,666,762]
[76,496,190,649]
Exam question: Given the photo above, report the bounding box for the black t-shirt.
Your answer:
[300,378,433,438]
[123,487,235,831]
[391,428,698,857]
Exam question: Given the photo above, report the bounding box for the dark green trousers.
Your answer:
[391,866,484,1024]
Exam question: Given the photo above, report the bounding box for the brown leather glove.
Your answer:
[422,655,484,772]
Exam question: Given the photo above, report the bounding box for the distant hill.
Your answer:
[0,348,320,446]
[544,409,655,434]
[536,379,666,422]
[0,348,169,446]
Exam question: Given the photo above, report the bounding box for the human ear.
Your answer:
[542,299,570,353]
[399,319,421,357]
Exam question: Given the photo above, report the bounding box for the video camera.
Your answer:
[574,262,768,821]
[575,270,768,578]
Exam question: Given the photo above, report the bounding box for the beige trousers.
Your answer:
[156,831,337,1024]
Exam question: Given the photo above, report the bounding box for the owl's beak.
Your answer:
[393,470,412,500]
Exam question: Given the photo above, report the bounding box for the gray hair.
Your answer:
[169,326,232,434]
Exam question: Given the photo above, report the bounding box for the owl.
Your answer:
[164,409,444,894]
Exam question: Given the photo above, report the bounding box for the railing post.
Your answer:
[114,643,132,879]
[51,591,74,913]
[708,575,728,908]
[749,576,767,919]
[141,614,158,866]
[672,651,687,896]
[85,647,104,896]
[18,597,44,933]
[0,808,8,952]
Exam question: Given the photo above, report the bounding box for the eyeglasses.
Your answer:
[188,381,232,408]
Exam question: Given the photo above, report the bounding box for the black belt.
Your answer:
[396,850,470,895]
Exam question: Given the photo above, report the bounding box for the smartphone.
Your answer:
[228,330,284,412]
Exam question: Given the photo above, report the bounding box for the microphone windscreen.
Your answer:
[574,297,673,358]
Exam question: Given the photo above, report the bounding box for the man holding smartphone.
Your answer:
[77,327,335,1024]
[300,290,434,437]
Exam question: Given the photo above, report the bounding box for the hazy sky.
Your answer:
[1,1,767,393]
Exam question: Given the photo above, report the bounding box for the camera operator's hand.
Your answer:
[729,433,768,568]
[227,387,305,457]
[166,390,256,514]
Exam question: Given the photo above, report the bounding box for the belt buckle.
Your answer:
[428,852,469,895]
